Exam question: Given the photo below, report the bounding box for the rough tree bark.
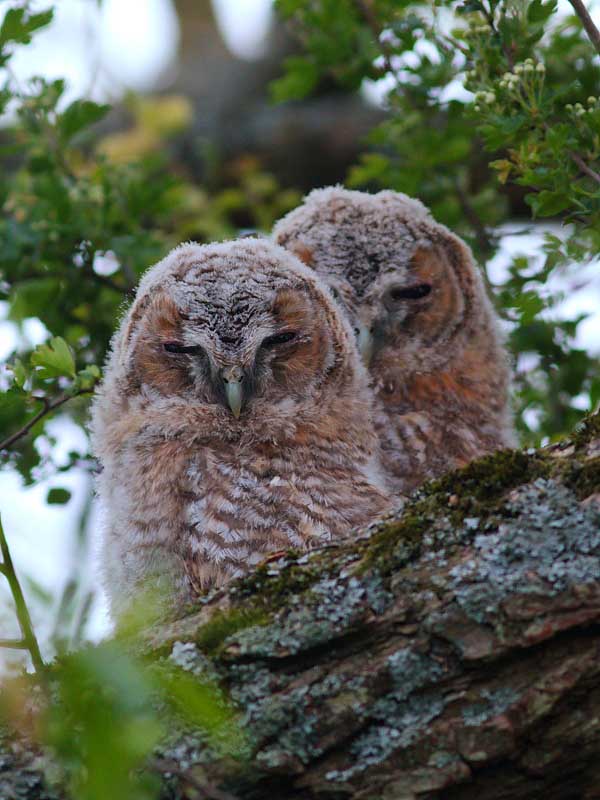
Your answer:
[3,414,600,799]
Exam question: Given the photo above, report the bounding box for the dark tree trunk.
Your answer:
[3,414,600,799]
[166,0,385,190]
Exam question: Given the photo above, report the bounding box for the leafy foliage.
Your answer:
[274,0,600,443]
[1,639,245,800]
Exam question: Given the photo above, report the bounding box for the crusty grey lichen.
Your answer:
[448,478,600,625]
[0,733,59,800]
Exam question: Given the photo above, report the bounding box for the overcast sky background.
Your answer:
[0,0,598,669]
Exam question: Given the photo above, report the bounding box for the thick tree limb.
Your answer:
[1,415,600,799]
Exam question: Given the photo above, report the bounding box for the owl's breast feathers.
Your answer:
[374,343,514,491]
[179,432,389,592]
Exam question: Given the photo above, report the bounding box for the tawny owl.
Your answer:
[91,237,390,620]
[273,186,516,494]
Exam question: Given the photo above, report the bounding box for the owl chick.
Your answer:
[273,187,516,493]
[91,238,390,620]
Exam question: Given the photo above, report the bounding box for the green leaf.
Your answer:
[0,386,28,438]
[489,158,513,184]
[59,99,110,141]
[73,364,101,392]
[527,190,572,217]
[527,0,557,24]
[31,337,76,380]
[47,487,72,505]
[11,358,27,389]
[270,57,320,102]
[0,8,53,47]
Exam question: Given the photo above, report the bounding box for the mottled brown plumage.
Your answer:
[91,238,390,620]
[273,187,516,493]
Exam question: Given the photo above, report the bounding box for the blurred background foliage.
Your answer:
[0,0,599,795]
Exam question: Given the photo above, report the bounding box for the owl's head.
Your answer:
[273,186,493,375]
[108,238,362,433]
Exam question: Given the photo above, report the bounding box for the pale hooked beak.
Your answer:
[221,365,244,418]
[357,325,375,367]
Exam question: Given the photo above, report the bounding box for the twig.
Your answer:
[480,0,514,68]
[0,390,92,452]
[149,757,240,800]
[0,637,30,649]
[568,0,600,56]
[0,516,45,674]
[569,149,600,185]
[89,271,133,295]
[437,30,469,57]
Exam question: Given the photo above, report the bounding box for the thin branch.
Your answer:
[540,121,600,187]
[568,0,600,56]
[0,638,30,649]
[0,516,45,674]
[0,390,92,452]
[88,271,133,295]
[437,30,469,57]
[149,757,240,800]
[569,149,600,185]
[480,0,514,68]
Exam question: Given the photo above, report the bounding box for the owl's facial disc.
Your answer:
[356,246,459,370]
[133,277,335,421]
[161,333,300,418]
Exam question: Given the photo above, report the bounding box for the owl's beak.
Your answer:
[221,365,244,418]
[357,325,375,367]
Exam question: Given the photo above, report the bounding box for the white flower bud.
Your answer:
[587,96,597,105]
[515,64,524,74]
[524,63,534,72]
[485,92,496,103]
[565,103,573,111]
[536,63,545,73]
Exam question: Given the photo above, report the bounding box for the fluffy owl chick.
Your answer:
[91,238,390,620]
[273,187,516,493]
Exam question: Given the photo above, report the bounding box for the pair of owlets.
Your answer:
[92,187,515,619]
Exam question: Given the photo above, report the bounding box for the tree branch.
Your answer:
[150,758,240,800]
[0,638,30,649]
[0,516,45,674]
[568,0,600,56]
[0,390,91,452]
[569,149,600,185]
[1,416,599,797]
